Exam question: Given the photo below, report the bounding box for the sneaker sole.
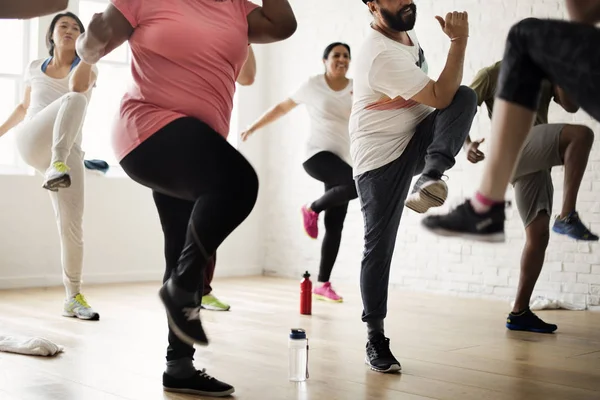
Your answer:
[163,386,235,397]
[159,287,209,347]
[62,311,100,321]
[422,225,506,243]
[43,174,71,191]
[506,323,557,334]
[201,304,231,311]
[552,226,599,241]
[364,357,402,373]
[405,180,448,214]
[313,293,343,303]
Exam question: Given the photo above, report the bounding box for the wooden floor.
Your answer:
[0,277,599,400]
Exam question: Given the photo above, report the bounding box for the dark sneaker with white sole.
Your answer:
[365,333,401,373]
[159,282,209,346]
[421,199,506,243]
[405,174,448,213]
[506,308,557,334]
[163,369,235,397]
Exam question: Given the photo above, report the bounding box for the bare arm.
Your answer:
[553,84,580,113]
[76,5,134,65]
[241,98,297,141]
[0,0,67,19]
[247,0,297,44]
[69,62,97,93]
[237,46,256,86]
[566,0,600,24]
[0,87,30,138]
[411,12,469,109]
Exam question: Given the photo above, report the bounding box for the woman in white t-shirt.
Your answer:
[242,43,356,302]
[0,12,99,320]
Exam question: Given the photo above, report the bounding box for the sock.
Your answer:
[166,278,197,307]
[166,357,196,379]
[470,191,501,214]
[367,320,384,340]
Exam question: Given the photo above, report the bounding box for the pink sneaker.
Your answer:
[313,282,343,302]
[301,205,319,239]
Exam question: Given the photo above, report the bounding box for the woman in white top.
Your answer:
[0,12,99,320]
[242,42,356,302]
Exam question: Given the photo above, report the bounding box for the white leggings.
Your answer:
[15,92,89,298]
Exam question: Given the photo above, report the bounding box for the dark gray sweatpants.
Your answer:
[355,86,477,336]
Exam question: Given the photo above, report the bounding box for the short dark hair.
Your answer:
[362,0,373,4]
[322,42,351,60]
[46,12,85,56]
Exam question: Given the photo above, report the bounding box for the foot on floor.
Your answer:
[365,333,401,373]
[163,369,235,397]
[201,293,231,311]
[63,293,100,320]
[506,308,557,333]
[313,282,343,302]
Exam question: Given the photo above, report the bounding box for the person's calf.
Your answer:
[559,124,594,218]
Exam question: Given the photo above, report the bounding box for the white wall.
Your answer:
[258,0,600,308]
[0,5,270,289]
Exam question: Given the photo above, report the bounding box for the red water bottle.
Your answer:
[300,271,312,315]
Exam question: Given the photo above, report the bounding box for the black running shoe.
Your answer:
[405,174,448,214]
[159,282,209,346]
[365,333,401,373]
[421,199,506,242]
[506,308,558,334]
[163,369,235,397]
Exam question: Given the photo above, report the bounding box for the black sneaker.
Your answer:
[421,199,505,242]
[163,369,235,397]
[405,174,448,213]
[159,282,209,346]
[506,308,558,334]
[365,333,401,373]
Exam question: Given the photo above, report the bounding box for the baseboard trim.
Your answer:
[0,265,262,290]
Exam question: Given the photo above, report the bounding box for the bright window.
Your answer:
[0,20,30,168]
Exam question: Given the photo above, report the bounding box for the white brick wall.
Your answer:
[253,0,600,308]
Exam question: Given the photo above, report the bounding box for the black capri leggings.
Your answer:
[303,151,358,282]
[120,117,259,294]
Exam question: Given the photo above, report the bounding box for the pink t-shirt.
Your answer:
[110,0,259,161]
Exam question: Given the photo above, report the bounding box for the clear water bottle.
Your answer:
[288,328,308,382]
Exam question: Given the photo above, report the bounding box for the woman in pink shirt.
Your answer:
[76,0,296,396]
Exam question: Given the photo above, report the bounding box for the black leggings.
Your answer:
[499,18,600,121]
[303,151,358,282]
[120,117,259,361]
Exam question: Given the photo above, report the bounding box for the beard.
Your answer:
[380,3,417,32]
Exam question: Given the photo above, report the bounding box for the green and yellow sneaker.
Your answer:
[201,293,230,311]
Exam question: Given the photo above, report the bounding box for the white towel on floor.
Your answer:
[0,335,64,356]
[511,295,586,311]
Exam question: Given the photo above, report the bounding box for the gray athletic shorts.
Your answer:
[510,123,565,227]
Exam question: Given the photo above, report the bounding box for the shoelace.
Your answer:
[53,161,70,173]
[183,306,201,321]
[74,294,91,308]
[198,368,215,380]
[368,337,393,359]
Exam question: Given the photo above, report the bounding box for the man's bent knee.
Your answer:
[525,212,550,248]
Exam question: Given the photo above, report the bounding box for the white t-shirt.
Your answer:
[349,29,434,176]
[290,74,353,166]
[23,58,97,120]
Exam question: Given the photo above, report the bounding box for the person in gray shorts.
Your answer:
[466,60,598,334]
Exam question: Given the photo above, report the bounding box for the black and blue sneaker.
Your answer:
[552,211,599,241]
[506,308,557,334]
